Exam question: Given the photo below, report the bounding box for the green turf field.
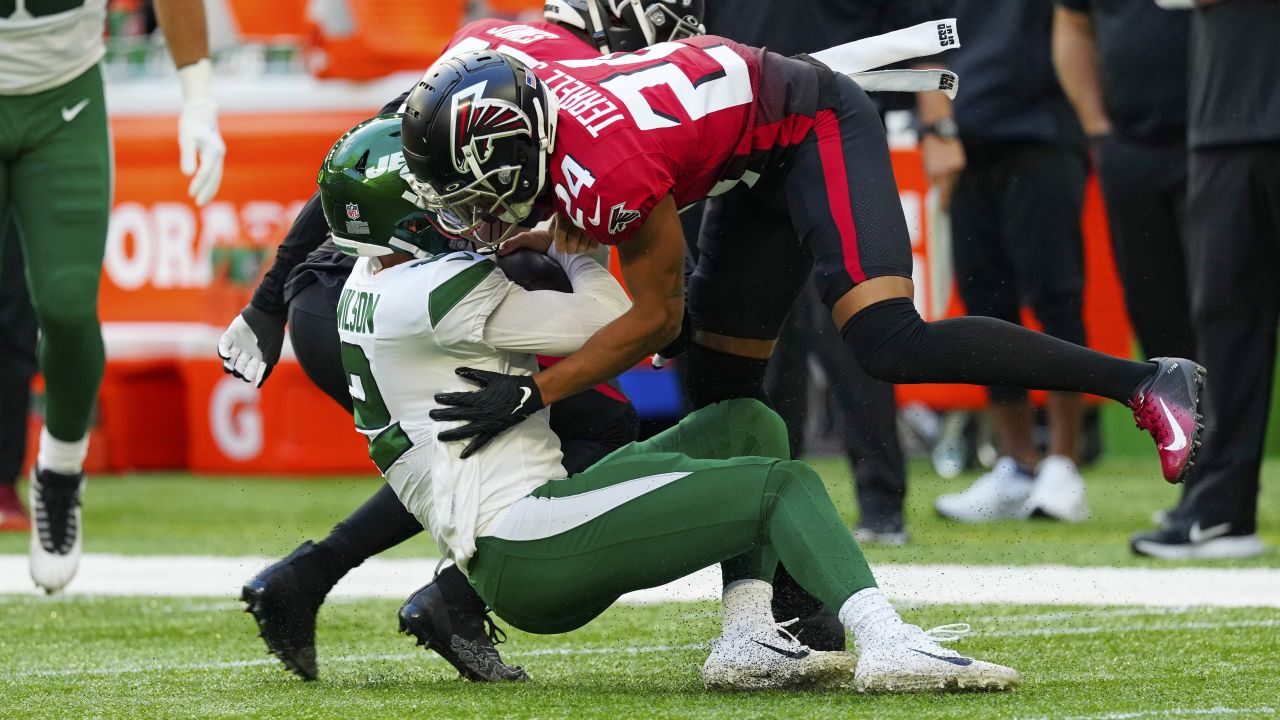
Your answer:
[0,597,1276,719]
[1,457,1277,566]
[1,457,1277,718]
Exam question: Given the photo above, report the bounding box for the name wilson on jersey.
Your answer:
[337,288,380,334]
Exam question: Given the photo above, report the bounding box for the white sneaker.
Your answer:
[854,623,1019,693]
[934,458,1033,522]
[29,467,85,593]
[702,620,857,691]
[1024,456,1089,522]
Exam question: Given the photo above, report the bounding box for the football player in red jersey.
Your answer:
[224,1,703,683]
[402,38,1206,516]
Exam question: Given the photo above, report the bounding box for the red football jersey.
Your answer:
[541,36,823,244]
[446,19,598,68]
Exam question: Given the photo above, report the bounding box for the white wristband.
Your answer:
[1154,0,1195,8]
[177,58,213,101]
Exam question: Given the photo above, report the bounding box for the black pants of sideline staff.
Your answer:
[1179,142,1280,535]
[0,222,38,486]
[1094,134,1196,361]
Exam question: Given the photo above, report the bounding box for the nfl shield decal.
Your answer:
[346,203,361,220]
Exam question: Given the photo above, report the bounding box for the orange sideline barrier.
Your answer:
[64,111,1131,474]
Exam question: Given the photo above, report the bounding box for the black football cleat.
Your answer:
[1128,357,1206,484]
[398,572,529,682]
[241,541,330,681]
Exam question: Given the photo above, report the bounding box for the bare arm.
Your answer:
[152,0,209,68]
[1053,6,1113,137]
[529,195,686,405]
[914,61,965,210]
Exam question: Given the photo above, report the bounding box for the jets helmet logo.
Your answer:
[450,80,532,175]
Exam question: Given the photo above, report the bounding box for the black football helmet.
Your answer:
[545,0,705,53]
[401,51,558,247]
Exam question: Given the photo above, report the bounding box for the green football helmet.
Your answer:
[318,114,474,258]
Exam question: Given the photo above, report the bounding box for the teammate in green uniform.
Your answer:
[0,0,225,592]
[324,115,1018,692]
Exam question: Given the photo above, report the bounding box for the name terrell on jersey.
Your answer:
[544,69,626,138]
[337,288,380,334]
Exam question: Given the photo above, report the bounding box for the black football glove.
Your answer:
[217,303,286,387]
[651,306,691,369]
[430,368,545,458]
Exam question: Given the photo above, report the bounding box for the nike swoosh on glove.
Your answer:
[430,368,544,459]
[217,304,286,388]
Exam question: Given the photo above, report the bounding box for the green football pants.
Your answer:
[467,399,878,634]
[0,65,110,441]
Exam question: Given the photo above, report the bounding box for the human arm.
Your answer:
[914,62,965,210]
[482,244,633,356]
[153,0,224,206]
[1052,5,1113,137]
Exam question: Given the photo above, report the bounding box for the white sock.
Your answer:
[721,579,774,638]
[838,587,903,648]
[37,427,89,475]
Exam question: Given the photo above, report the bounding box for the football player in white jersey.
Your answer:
[323,114,1019,693]
[0,0,224,593]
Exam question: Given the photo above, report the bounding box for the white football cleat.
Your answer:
[855,623,1019,693]
[1024,456,1089,522]
[934,458,1033,522]
[29,467,85,594]
[702,620,857,691]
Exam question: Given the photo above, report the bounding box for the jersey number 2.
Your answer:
[340,342,413,474]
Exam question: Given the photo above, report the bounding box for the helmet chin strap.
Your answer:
[587,0,611,53]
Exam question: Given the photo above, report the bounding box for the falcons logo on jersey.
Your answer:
[450,80,533,175]
[608,202,642,235]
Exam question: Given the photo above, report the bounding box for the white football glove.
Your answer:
[177,59,225,206]
[217,305,286,388]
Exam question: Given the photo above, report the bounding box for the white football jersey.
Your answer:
[0,0,106,95]
[338,252,566,569]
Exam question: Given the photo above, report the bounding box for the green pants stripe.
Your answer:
[0,64,111,441]
[466,399,878,635]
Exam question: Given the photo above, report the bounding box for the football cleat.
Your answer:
[241,542,330,681]
[854,623,1019,693]
[0,483,31,532]
[1023,456,1089,523]
[29,467,84,593]
[854,515,909,547]
[934,458,1033,523]
[398,578,529,682]
[702,620,857,691]
[1128,357,1206,484]
[1131,518,1264,560]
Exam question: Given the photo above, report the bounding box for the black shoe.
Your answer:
[241,541,331,680]
[853,514,908,547]
[398,572,529,682]
[1131,518,1263,560]
[771,566,846,651]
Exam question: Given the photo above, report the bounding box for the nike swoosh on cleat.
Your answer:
[909,648,973,666]
[1189,521,1231,545]
[512,387,532,414]
[1158,398,1188,452]
[751,639,811,660]
[61,99,89,122]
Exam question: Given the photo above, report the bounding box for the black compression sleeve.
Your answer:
[250,191,331,318]
[841,298,1153,403]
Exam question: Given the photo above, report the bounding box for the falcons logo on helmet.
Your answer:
[450,80,533,175]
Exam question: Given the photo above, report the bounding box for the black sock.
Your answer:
[313,483,424,587]
[842,298,1154,403]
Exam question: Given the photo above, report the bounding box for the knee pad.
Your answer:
[684,343,771,409]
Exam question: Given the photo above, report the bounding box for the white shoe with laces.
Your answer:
[702,619,858,691]
[854,623,1019,693]
[1024,455,1089,522]
[934,458,1034,522]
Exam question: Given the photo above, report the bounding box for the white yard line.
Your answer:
[1019,707,1278,720]
[2,555,1279,607]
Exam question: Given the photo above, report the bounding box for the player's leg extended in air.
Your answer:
[458,398,1019,693]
